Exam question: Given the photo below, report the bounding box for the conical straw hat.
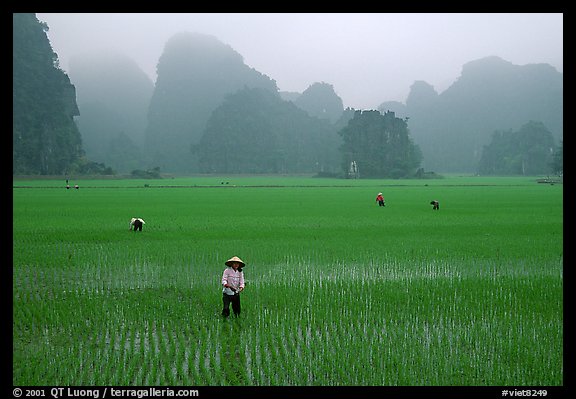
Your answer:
[225,256,245,267]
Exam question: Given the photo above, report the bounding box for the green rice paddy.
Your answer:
[12,175,563,386]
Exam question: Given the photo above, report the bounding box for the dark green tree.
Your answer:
[13,13,84,175]
[338,110,422,178]
[478,121,555,175]
[195,88,278,173]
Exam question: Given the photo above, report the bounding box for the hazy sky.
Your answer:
[36,13,563,110]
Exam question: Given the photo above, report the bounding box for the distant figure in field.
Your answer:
[74,184,79,189]
[66,184,70,190]
[221,256,246,318]
[430,200,439,210]
[376,192,385,207]
[129,217,145,231]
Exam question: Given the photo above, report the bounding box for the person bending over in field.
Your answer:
[129,217,145,231]
[430,200,439,210]
[221,256,246,318]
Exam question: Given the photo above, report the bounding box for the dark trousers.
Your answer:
[222,293,241,317]
[133,221,143,231]
[378,200,385,207]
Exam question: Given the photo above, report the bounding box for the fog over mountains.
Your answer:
[70,52,154,172]
[379,56,562,172]
[69,31,562,174]
[143,32,279,173]
[14,13,561,176]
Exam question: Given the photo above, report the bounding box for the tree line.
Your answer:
[478,121,562,176]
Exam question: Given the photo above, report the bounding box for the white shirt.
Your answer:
[221,267,245,295]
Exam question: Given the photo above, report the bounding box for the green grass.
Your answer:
[12,176,563,386]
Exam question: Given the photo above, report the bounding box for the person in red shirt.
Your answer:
[221,256,246,318]
[376,192,385,207]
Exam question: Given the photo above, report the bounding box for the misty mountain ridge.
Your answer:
[68,51,154,172]
[293,82,344,124]
[144,31,281,172]
[55,25,563,174]
[379,55,562,172]
[66,30,346,174]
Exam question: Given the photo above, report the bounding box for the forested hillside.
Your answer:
[195,87,341,174]
[13,13,84,175]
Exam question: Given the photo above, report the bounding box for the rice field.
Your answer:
[12,176,563,386]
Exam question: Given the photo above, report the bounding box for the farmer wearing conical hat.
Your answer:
[221,256,246,318]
